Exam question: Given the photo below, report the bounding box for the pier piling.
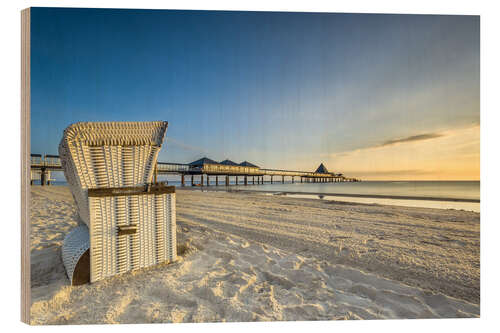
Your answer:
[40,169,46,186]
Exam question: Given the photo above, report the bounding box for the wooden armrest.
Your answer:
[117,224,137,236]
[88,182,175,197]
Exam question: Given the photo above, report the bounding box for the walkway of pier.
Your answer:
[29,154,360,186]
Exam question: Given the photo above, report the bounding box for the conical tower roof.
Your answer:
[315,163,329,174]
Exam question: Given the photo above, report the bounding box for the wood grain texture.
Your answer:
[21,7,31,324]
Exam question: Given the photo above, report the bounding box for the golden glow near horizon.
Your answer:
[322,125,479,181]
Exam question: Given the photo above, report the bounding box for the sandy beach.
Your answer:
[30,186,480,324]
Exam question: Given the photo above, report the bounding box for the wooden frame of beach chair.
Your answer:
[59,121,176,284]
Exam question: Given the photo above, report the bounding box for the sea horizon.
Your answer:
[35,179,480,212]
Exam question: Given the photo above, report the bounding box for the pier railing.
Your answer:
[30,154,43,167]
[30,154,360,185]
[30,154,61,169]
[261,168,311,177]
[156,162,190,173]
[44,155,61,167]
[201,164,263,175]
[261,168,345,178]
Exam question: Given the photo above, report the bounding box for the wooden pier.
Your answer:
[30,154,59,185]
[30,154,360,186]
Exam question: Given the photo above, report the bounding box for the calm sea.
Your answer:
[233,180,480,201]
[39,178,480,212]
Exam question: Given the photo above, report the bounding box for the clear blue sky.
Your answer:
[30,8,479,179]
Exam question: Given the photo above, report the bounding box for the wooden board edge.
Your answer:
[21,7,31,325]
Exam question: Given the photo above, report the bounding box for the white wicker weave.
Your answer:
[59,121,177,283]
[61,225,90,283]
[59,121,168,226]
[88,192,176,281]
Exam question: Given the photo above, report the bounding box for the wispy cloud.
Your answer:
[321,125,479,180]
[165,137,209,154]
[379,133,444,147]
[347,169,433,177]
[322,131,450,159]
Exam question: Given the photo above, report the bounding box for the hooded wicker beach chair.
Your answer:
[59,121,176,285]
